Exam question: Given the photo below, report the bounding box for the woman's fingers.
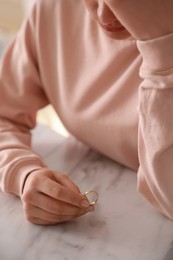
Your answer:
[22,169,95,225]
[23,192,91,216]
[39,178,90,209]
[24,169,90,209]
[23,204,86,225]
[28,217,77,226]
[33,169,81,193]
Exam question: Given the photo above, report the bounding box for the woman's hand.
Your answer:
[21,169,93,225]
[105,0,173,40]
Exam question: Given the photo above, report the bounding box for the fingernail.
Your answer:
[86,205,95,212]
[80,200,90,208]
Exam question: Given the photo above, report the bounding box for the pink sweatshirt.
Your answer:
[0,0,173,219]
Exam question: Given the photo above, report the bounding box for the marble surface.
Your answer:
[0,124,173,260]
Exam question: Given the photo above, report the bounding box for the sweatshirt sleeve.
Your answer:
[0,2,49,197]
[136,32,173,220]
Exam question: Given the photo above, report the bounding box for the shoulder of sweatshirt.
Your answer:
[27,0,85,26]
[20,0,89,53]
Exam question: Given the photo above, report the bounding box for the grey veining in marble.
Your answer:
[0,124,173,260]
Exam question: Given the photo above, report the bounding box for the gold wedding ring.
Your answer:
[84,190,99,205]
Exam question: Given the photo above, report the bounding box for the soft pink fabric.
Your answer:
[0,0,173,219]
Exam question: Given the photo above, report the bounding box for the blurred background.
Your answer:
[0,0,69,137]
[0,0,35,35]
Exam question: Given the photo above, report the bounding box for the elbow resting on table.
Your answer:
[137,170,173,221]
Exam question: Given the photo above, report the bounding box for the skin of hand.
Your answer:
[104,0,173,40]
[21,169,94,225]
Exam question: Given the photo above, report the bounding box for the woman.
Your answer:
[0,0,173,225]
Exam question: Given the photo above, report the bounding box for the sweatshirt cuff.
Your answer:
[137,32,173,73]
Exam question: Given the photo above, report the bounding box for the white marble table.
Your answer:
[0,124,173,260]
